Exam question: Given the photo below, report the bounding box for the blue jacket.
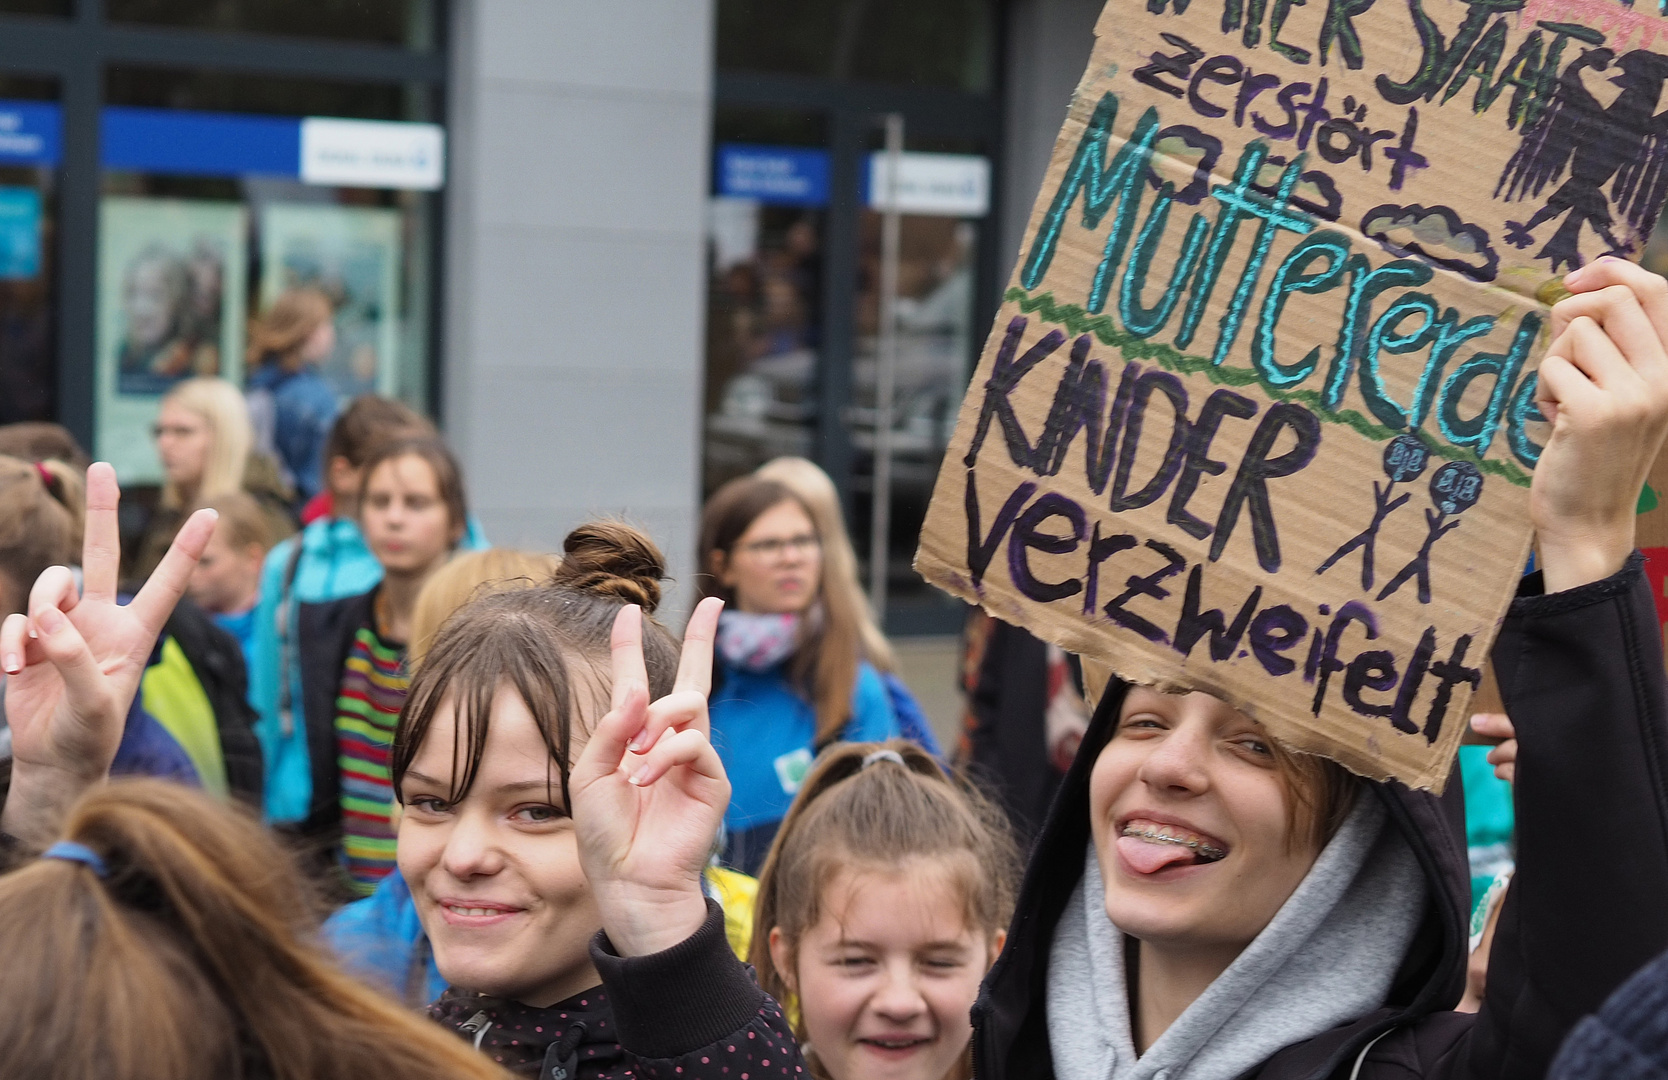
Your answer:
[252,514,488,824]
[323,870,446,1006]
[709,659,899,834]
[248,362,339,501]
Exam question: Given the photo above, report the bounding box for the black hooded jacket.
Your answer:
[972,555,1668,1080]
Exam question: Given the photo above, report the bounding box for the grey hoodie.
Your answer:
[1047,794,1425,1080]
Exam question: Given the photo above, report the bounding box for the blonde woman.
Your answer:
[754,456,941,758]
[131,377,292,585]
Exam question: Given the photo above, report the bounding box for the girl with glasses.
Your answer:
[697,476,903,874]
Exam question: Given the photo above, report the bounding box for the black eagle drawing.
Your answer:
[1497,47,1668,273]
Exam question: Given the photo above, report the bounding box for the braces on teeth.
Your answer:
[1123,825,1227,862]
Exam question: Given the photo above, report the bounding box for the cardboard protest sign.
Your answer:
[916,0,1668,789]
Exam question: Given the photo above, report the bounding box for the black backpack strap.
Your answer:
[275,537,307,738]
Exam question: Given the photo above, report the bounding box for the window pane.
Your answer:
[717,0,995,94]
[106,0,437,50]
[95,70,440,486]
[0,78,59,424]
[703,108,829,496]
[851,134,990,632]
[107,65,436,122]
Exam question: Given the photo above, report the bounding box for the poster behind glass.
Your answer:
[259,202,402,401]
[95,195,246,483]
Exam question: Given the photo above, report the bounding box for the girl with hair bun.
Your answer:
[392,521,805,1077]
[0,779,514,1080]
[751,740,1020,1080]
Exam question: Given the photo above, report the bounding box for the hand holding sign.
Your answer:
[1534,259,1668,593]
[0,463,216,845]
[571,596,728,958]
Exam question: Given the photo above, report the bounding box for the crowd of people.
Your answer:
[0,259,1666,1080]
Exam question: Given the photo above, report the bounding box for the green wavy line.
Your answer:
[1004,288,1533,489]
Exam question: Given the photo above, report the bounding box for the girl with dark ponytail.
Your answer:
[0,779,513,1080]
[751,741,1021,1080]
[391,521,808,1078]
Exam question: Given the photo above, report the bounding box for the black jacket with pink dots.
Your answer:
[430,899,806,1080]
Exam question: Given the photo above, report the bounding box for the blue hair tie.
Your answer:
[42,841,108,879]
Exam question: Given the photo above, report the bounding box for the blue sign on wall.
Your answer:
[0,100,61,166]
[0,187,41,278]
[102,107,301,178]
[716,144,830,207]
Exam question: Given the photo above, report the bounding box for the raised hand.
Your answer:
[1469,713,1518,783]
[570,596,727,957]
[1533,258,1668,592]
[0,463,215,844]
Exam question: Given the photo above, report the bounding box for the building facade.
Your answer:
[0,0,1100,630]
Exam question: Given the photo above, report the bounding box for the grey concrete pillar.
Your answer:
[444,0,715,617]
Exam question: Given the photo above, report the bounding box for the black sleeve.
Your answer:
[590,899,806,1078]
[1465,553,1668,1080]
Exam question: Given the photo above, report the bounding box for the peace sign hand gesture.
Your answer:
[571,596,728,957]
[0,463,216,845]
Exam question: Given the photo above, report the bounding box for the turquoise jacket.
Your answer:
[251,514,488,824]
[709,659,900,834]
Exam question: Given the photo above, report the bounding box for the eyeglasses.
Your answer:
[151,423,201,440]
[736,534,821,559]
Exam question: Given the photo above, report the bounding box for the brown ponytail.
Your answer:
[0,779,510,1080]
[392,521,680,810]
[0,455,85,616]
[749,740,1022,1047]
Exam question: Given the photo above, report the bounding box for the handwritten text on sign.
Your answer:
[917,0,1668,789]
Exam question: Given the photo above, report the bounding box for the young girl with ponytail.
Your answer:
[751,740,1021,1080]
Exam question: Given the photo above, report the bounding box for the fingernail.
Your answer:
[628,766,650,786]
[627,730,647,752]
[35,607,63,634]
[1470,715,1483,729]
[3,653,18,674]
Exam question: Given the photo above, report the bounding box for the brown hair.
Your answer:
[199,490,277,554]
[247,287,333,372]
[0,456,85,617]
[324,395,434,470]
[1275,745,1360,853]
[408,548,562,668]
[392,522,680,813]
[0,779,510,1080]
[699,476,861,747]
[0,421,91,472]
[750,740,1021,1063]
[755,456,895,672]
[357,435,469,543]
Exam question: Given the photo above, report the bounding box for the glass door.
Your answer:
[702,107,830,494]
[847,133,990,633]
